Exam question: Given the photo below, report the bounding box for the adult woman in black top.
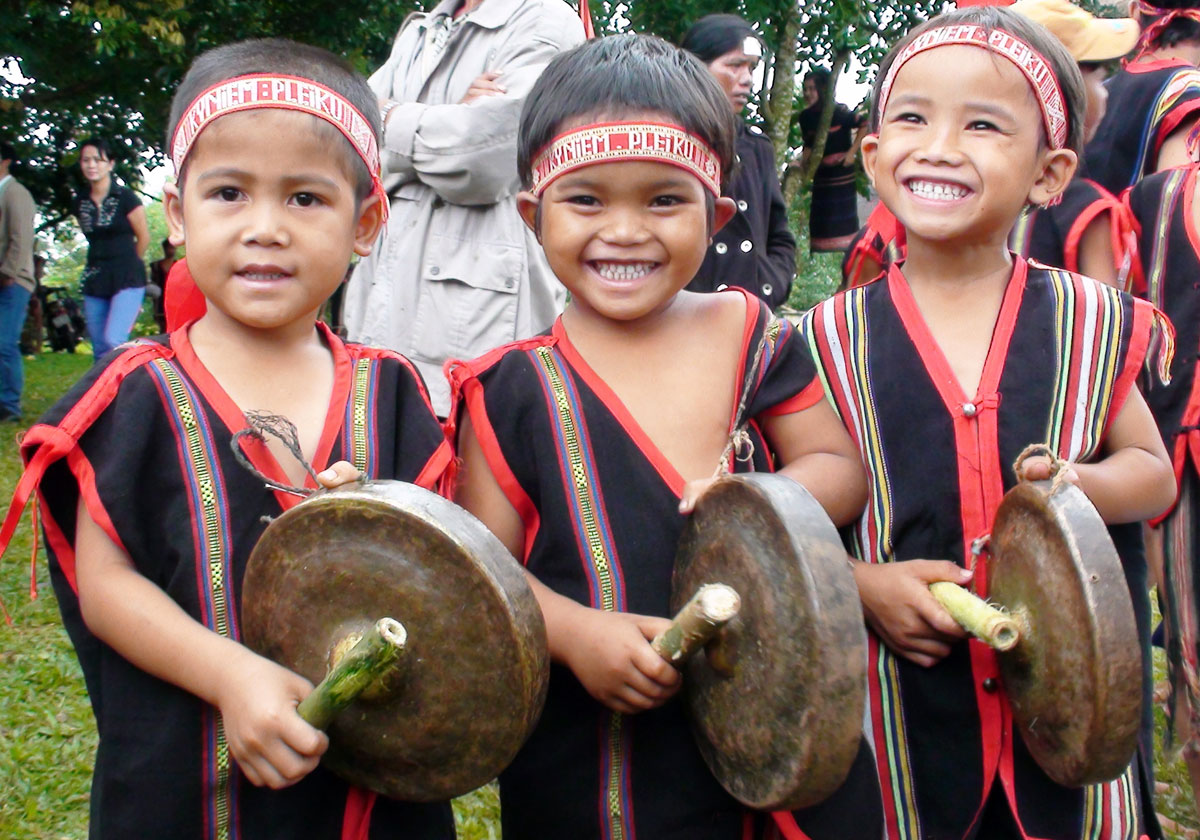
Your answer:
[799,69,864,253]
[681,14,796,307]
[73,137,149,360]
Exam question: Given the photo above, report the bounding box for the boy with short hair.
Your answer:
[2,39,455,839]
[450,33,874,839]
[815,6,1175,837]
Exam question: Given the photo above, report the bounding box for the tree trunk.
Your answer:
[762,9,800,174]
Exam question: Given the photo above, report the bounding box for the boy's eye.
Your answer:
[566,194,600,206]
[651,194,684,207]
[967,119,1001,132]
[292,192,322,208]
[894,111,924,124]
[216,187,242,202]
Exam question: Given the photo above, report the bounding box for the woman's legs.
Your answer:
[85,287,145,360]
[82,294,111,359]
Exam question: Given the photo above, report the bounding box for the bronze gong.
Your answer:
[672,473,867,811]
[988,480,1142,787]
[241,480,549,801]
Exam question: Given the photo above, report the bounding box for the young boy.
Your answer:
[810,7,1175,838]
[1126,119,1200,819]
[1,39,455,839]
[449,34,875,840]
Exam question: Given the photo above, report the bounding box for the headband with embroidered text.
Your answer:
[530,121,723,197]
[170,74,388,216]
[1131,0,1200,61]
[877,24,1069,150]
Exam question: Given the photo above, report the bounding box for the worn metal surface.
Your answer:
[241,480,549,801]
[674,473,867,810]
[990,480,1142,787]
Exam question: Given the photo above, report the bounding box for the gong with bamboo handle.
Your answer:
[240,480,549,802]
[670,473,867,811]
[927,479,1142,788]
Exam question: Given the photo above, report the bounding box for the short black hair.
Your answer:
[1138,0,1200,48]
[870,6,1086,153]
[680,14,761,64]
[0,141,14,163]
[79,136,113,160]
[517,34,737,191]
[166,38,379,202]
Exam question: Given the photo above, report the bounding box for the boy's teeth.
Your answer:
[595,261,655,281]
[909,180,969,201]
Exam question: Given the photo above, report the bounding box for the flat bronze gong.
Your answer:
[673,473,867,811]
[989,480,1142,787]
[241,480,549,801]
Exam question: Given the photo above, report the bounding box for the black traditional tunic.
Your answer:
[448,289,882,840]
[72,184,147,298]
[6,323,455,840]
[1083,59,1200,194]
[1009,178,1135,287]
[802,260,1165,840]
[1126,164,1200,756]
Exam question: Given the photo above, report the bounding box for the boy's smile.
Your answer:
[519,159,734,325]
[164,109,381,339]
[863,45,1075,252]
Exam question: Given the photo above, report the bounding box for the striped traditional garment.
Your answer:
[799,259,1169,840]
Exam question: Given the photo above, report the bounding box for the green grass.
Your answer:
[3,309,1200,839]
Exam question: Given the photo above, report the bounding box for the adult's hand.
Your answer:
[460,71,507,104]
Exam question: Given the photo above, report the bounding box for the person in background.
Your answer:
[798,68,865,252]
[148,238,176,333]
[72,137,149,360]
[343,0,585,415]
[680,13,796,308]
[1084,0,1200,192]
[0,140,36,421]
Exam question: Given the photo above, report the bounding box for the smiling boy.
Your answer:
[3,39,454,840]
[448,34,873,840]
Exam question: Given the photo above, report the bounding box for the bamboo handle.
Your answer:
[297,617,408,729]
[652,583,742,665]
[929,582,1021,652]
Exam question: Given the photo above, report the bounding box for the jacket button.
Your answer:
[737,200,748,212]
[740,240,753,253]
[715,242,728,255]
[716,283,729,291]
[505,278,515,288]
[429,266,440,276]
[963,402,977,417]
[762,283,773,297]
[982,677,998,693]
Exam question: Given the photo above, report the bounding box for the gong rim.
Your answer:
[990,480,1141,787]
[241,480,548,801]
[673,473,866,810]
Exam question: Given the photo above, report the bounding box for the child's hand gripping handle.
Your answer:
[297,617,408,729]
[927,582,1021,652]
[650,584,742,665]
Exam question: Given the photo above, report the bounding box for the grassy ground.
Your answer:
[2,304,1200,838]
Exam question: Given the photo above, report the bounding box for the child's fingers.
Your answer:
[316,461,362,488]
[1017,456,1053,481]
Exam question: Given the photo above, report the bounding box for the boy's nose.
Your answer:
[241,202,291,247]
[915,123,964,165]
[599,207,650,244]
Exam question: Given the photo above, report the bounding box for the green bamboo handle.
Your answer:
[652,583,742,666]
[297,617,408,729]
[929,581,1021,652]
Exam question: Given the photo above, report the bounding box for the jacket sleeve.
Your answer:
[379,8,584,206]
[757,142,796,307]
[0,183,34,283]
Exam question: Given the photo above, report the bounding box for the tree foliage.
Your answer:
[2,0,948,233]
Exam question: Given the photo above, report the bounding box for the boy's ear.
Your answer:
[860,133,879,188]
[163,183,186,247]
[711,196,737,236]
[1028,147,1078,207]
[353,193,386,257]
[516,190,540,240]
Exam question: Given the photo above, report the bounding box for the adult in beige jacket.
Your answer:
[0,140,36,421]
[344,0,585,414]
